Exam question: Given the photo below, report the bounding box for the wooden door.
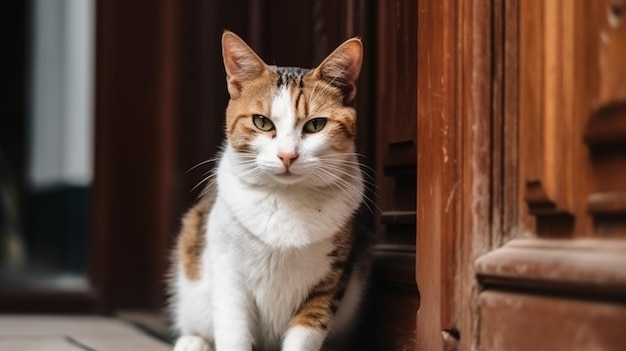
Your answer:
[417,0,626,349]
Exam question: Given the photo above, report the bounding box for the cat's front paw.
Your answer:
[174,335,212,351]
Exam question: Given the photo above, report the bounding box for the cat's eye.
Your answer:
[303,118,328,133]
[252,114,275,131]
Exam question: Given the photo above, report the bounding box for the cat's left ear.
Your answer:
[314,38,363,103]
[222,31,267,99]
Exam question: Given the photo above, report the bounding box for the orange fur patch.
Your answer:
[225,70,278,153]
[176,183,216,281]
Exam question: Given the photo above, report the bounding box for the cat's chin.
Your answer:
[270,171,306,185]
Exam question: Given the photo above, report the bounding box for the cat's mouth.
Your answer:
[273,170,304,184]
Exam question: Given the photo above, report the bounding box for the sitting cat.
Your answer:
[169,31,370,351]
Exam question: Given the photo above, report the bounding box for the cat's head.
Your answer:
[221,31,363,187]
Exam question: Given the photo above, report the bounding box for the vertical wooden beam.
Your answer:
[459,1,494,349]
[417,0,495,348]
[416,0,458,348]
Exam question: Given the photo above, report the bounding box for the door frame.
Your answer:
[416,0,516,349]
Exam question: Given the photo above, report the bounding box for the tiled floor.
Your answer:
[0,315,172,350]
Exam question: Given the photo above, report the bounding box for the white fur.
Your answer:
[172,87,365,351]
[174,336,211,351]
[283,326,326,351]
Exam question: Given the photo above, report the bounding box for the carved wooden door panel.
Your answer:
[475,1,626,349]
[417,0,626,349]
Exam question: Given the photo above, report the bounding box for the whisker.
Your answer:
[321,161,377,183]
[313,170,359,204]
[315,167,366,208]
[190,172,217,194]
[319,162,378,188]
[185,157,218,174]
[315,166,380,214]
[318,154,376,174]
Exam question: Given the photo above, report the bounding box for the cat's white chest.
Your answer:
[209,201,334,348]
[244,238,333,347]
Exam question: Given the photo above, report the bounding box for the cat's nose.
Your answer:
[278,151,299,168]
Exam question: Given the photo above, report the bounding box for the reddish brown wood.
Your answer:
[480,291,626,351]
[584,102,626,147]
[416,0,457,348]
[501,0,520,245]
[417,0,496,348]
[458,1,495,348]
[417,0,626,349]
[588,192,626,215]
[476,1,626,349]
[476,238,626,299]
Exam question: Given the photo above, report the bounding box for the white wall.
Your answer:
[29,0,95,189]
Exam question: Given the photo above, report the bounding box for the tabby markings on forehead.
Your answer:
[275,66,310,88]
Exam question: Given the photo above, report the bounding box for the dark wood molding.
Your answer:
[524,180,573,217]
[380,211,416,225]
[372,246,417,292]
[475,238,626,300]
[383,141,416,176]
[584,101,626,148]
[588,192,626,215]
[370,0,418,348]
[523,180,576,236]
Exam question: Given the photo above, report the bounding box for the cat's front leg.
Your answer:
[174,335,212,351]
[282,286,336,351]
[210,236,254,350]
[282,235,357,351]
[282,326,327,351]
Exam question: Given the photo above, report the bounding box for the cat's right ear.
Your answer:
[222,31,266,99]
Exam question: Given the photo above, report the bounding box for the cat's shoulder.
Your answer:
[175,181,216,280]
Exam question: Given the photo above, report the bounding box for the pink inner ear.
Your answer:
[222,33,266,82]
[317,39,363,90]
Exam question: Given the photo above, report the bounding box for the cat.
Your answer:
[169,31,370,351]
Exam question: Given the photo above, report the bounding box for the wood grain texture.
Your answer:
[416,0,458,349]
[457,1,495,349]
[518,0,579,232]
[480,291,626,351]
[519,0,626,238]
[417,0,497,348]
[475,1,626,349]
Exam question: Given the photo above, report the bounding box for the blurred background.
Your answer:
[1,0,417,348]
[2,0,94,299]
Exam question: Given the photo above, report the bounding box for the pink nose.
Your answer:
[278,151,299,168]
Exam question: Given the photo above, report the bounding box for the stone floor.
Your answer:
[0,315,172,350]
